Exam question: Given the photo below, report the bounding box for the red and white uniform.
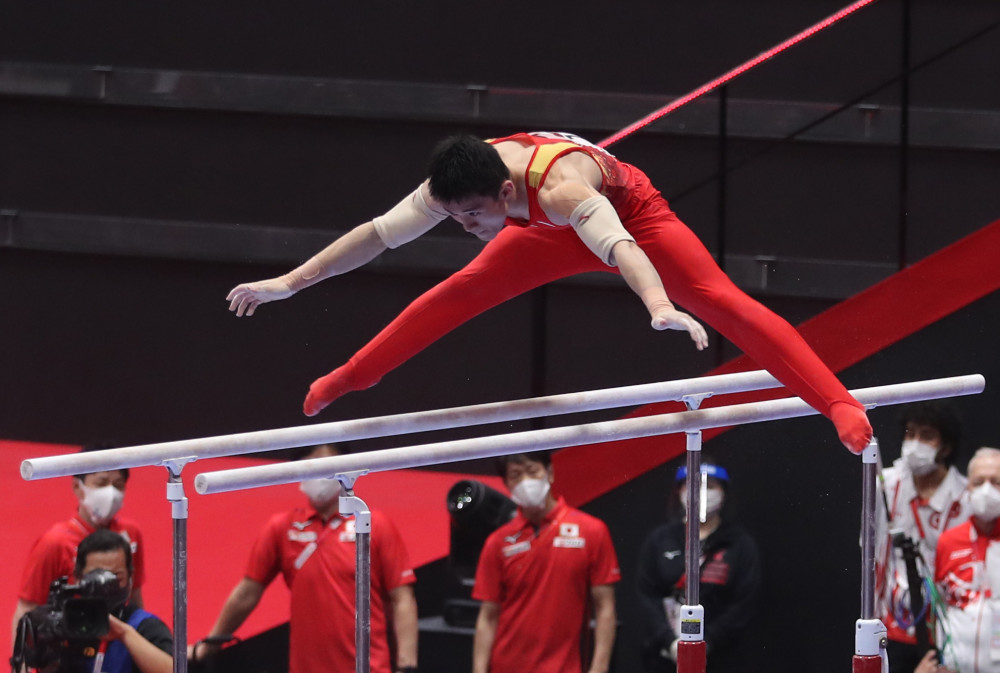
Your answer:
[496,132,640,232]
[875,461,968,643]
[320,131,867,436]
[473,497,620,673]
[245,506,414,673]
[934,518,1000,673]
[18,513,145,605]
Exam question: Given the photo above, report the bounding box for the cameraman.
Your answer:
[60,529,172,673]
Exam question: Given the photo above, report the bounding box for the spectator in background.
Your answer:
[11,444,146,646]
[876,402,969,672]
[636,458,761,673]
[472,450,619,673]
[193,443,417,673]
[933,446,1000,673]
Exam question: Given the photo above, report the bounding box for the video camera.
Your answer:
[10,570,122,671]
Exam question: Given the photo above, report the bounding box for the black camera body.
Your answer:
[11,570,121,671]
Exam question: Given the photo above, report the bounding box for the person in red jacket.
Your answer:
[933,447,1000,673]
[193,443,417,673]
[11,444,146,648]
[473,451,619,673]
[226,131,872,453]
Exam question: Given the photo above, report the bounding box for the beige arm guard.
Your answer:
[568,195,636,266]
[372,185,449,249]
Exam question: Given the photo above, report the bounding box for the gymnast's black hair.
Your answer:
[427,134,511,203]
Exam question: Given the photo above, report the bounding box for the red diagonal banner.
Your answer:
[555,218,1000,505]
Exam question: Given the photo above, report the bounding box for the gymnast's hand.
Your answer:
[650,307,709,351]
[226,276,296,317]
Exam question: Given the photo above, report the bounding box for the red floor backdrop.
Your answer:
[2,439,505,655]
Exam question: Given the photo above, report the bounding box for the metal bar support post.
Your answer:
[164,457,197,673]
[678,393,708,673]
[337,470,371,673]
[854,439,887,673]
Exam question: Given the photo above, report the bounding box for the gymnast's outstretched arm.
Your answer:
[226,222,388,316]
[226,183,447,317]
[540,175,708,350]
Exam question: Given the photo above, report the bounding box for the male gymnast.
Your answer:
[227,131,872,453]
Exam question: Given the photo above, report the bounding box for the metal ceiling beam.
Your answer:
[2,61,999,150]
[0,208,893,299]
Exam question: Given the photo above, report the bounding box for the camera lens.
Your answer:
[447,480,485,516]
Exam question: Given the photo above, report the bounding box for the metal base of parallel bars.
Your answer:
[676,640,707,673]
[852,655,886,673]
[854,620,888,673]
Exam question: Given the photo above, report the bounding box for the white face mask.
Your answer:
[901,439,939,476]
[300,478,342,506]
[80,483,125,524]
[510,478,550,509]
[679,488,724,516]
[970,483,1000,522]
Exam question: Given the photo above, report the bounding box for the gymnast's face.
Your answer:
[442,181,514,241]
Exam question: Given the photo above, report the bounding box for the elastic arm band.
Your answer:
[568,195,635,266]
[372,185,449,249]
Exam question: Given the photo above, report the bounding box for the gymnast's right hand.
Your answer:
[226,277,296,317]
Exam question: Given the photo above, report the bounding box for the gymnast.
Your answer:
[226,131,872,453]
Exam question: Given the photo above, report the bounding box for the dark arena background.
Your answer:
[2,1,999,672]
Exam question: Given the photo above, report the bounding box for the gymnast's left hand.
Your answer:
[651,308,709,351]
[226,276,296,317]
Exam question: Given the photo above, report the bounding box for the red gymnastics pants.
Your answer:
[305,205,871,450]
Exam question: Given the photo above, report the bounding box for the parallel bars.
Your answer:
[193,375,984,494]
[21,369,782,481]
[18,372,986,673]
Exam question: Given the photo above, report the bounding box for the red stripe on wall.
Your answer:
[555,218,1000,506]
